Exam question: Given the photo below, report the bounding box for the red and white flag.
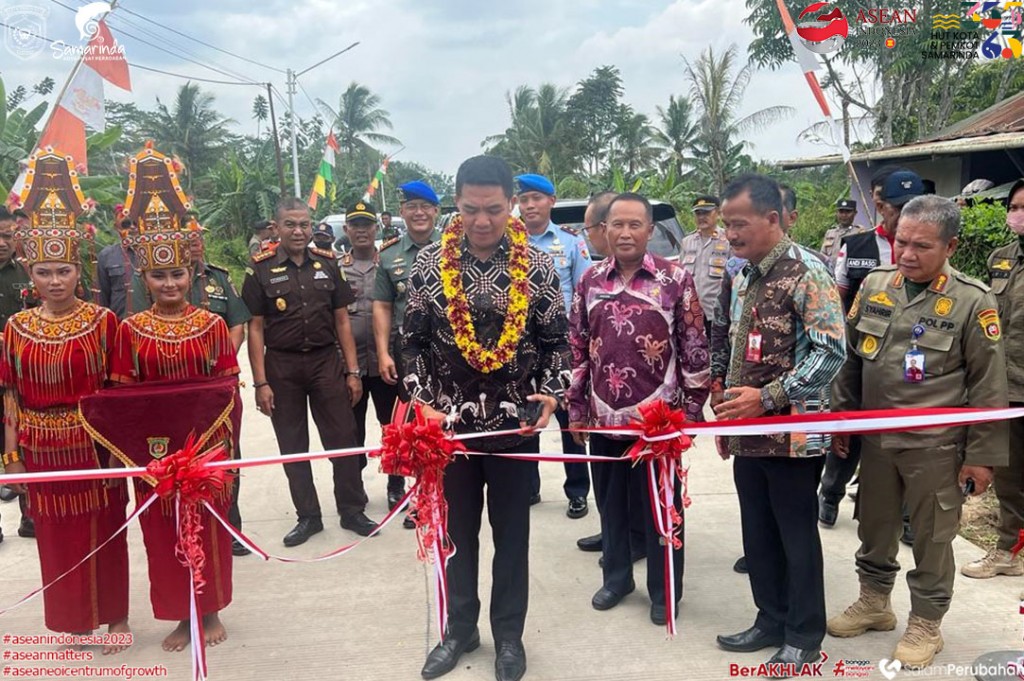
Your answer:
[36,18,131,172]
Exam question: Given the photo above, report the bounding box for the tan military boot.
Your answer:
[961,548,1024,579]
[893,614,944,669]
[826,583,898,637]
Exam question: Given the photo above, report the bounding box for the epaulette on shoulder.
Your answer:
[207,262,229,273]
[309,246,336,259]
[873,264,899,272]
[252,249,276,263]
[953,270,991,293]
[558,224,580,237]
[380,237,401,251]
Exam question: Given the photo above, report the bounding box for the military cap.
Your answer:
[314,221,334,237]
[692,194,721,212]
[398,180,439,205]
[836,199,857,210]
[346,200,376,222]
[515,173,556,196]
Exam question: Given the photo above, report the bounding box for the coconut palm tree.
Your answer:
[613,109,660,178]
[653,95,699,178]
[317,82,400,159]
[684,45,792,195]
[483,83,571,176]
[146,82,234,190]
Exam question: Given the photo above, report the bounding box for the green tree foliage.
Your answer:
[565,66,625,176]
[684,44,793,196]
[952,202,1013,280]
[483,83,573,177]
[145,83,235,190]
[653,95,699,177]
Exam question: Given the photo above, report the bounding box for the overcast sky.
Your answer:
[2,0,864,177]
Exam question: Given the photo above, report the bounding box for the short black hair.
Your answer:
[380,210,392,218]
[870,165,907,191]
[779,184,797,213]
[455,155,514,198]
[607,192,653,223]
[274,197,309,220]
[253,218,272,232]
[722,173,783,217]
[588,191,617,225]
[0,206,14,223]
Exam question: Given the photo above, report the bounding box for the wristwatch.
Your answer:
[345,370,362,378]
[759,387,777,413]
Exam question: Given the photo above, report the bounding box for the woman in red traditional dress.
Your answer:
[110,233,240,652]
[0,149,130,653]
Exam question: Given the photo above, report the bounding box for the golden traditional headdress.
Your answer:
[16,147,92,265]
[122,142,199,270]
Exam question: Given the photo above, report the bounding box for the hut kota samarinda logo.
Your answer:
[796,2,850,54]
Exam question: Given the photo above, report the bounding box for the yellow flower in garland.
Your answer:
[440,215,530,373]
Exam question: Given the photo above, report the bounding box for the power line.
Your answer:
[118,3,285,74]
[45,0,262,85]
[0,21,258,87]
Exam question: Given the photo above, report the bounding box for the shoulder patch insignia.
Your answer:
[559,224,580,236]
[380,237,401,251]
[978,308,1001,341]
[992,259,1013,271]
[868,291,895,307]
[253,249,275,263]
[847,290,862,320]
[207,262,229,273]
[309,246,336,259]
[934,297,954,317]
[891,272,905,288]
[929,273,949,293]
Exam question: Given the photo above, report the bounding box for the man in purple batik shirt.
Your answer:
[567,192,710,627]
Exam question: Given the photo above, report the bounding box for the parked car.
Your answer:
[549,199,685,260]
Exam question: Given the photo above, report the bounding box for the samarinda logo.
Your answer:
[74,1,110,40]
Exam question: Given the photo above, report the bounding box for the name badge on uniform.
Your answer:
[269,275,288,284]
[904,324,925,383]
[313,270,329,280]
[745,310,762,363]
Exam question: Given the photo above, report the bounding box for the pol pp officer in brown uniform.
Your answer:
[242,197,378,547]
[828,195,1008,670]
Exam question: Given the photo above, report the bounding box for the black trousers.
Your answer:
[591,434,683,603]
[352,375,404,494]
[734,455,826,650]
[266,345,366,520]
[820,435,861,505]
[528,408,591,499]
[445,437,538,643]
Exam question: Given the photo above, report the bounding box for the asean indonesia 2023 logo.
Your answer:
[796,1,850,54]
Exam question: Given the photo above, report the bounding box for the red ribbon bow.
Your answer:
[626,400,693,466]
[146,434,233,593]
[373,403,465,562]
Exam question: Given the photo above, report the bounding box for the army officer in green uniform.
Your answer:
[372,180,440,397]
[828,195,1009,671]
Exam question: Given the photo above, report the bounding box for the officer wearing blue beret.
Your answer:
[515,173,592,520]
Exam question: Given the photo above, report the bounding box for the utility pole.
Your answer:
[287,68,300,197]
[266,83,286,196]
[284,42,360,200]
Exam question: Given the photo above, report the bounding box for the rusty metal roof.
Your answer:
[931,90,1024,141]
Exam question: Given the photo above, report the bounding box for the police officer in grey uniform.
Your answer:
[820,199,868,269]
[516,173,592,518]
[679,194,731,339]
[829,195,1009,670]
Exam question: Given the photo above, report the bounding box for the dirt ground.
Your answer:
[961,488,1001,549]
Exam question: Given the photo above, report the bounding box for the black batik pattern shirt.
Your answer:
[402,235,570,452]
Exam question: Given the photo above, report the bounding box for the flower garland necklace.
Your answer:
[439,215,530,373]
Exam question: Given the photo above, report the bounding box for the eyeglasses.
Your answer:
[582,221,605,232]
[402,201,435,214]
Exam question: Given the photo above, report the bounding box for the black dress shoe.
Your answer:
[231,539,252,556]
[528,493,541,506]
[733,556,748,574]
[403,515,416,530]
[818,496,838,528]
[17,516,34,539]
[577,533,602,552]
[598,548,645,568]
[716,625,785,653]
[0,485,16,502]
[591,581,634,610]
[420,628,480,679]
[765,645,822,679]
[283,518,323,547]
[650,602,679,626]
[566,496,588,519]
[387,490,404,511]
[900,519,915,546]
[494,639,526,681]
[341,512,379,537]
